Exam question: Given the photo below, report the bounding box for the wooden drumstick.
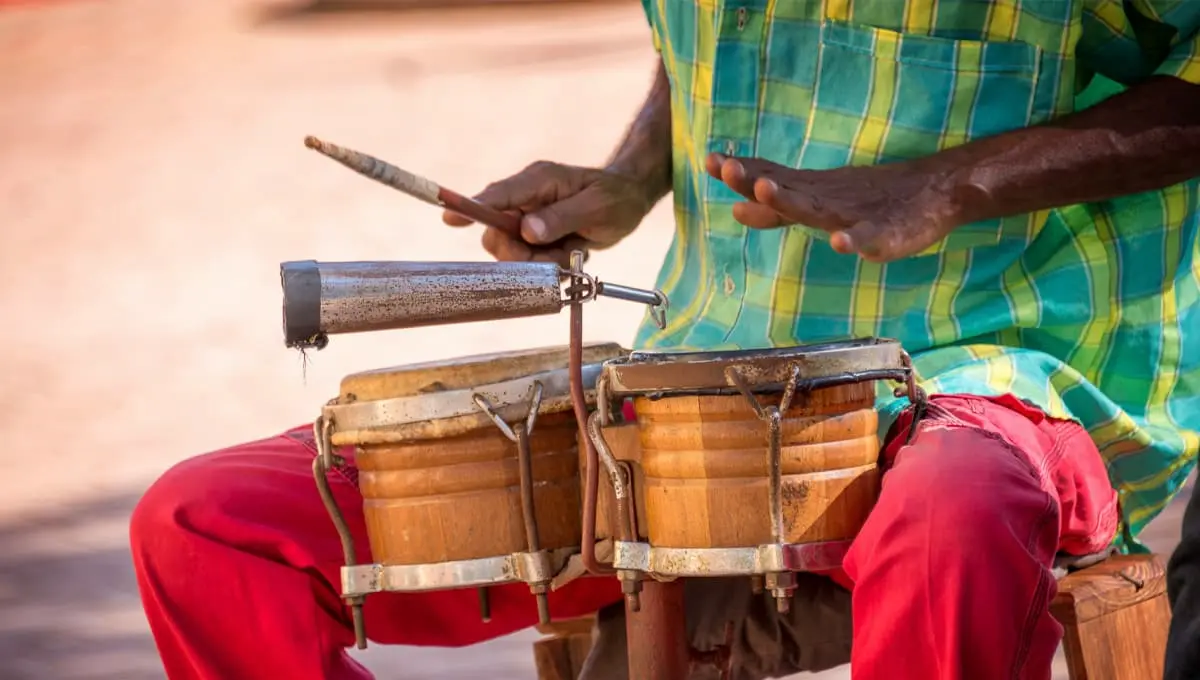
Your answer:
[303,136,524,238]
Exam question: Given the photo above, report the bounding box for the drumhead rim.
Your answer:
[623,337,895,365]
[602,337,907,396]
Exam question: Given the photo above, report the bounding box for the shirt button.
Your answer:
[737,7,748,30]
[725,140,737,156]
[723,274,736,296]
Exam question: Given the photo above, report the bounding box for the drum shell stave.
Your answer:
[355,411,582,566]
[632,380,882,550]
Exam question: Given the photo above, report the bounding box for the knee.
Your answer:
[876,426,1056,552]
[129,431,293,554]
[129,453,222,556]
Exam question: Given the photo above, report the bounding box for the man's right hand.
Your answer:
[441,161,654,268]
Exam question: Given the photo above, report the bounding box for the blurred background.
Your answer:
[0,0,1189,678]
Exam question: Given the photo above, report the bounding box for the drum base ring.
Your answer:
[612,539,852,577]
[341,547,576,597]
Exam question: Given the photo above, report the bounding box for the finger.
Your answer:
[475,161,597,213]
[835,222,902,262]
[526,236,592,268]
[481,227,534,262]
[442,209,473,227]
[719,158,756,199]
[521,190,607,245]
[445,208,522,229]
[733,157,794,186]
[829,229,858,256]
[704,153,727,180]
[732,201,788,229]
[753,178,830,227]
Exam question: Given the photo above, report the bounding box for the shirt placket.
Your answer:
[706,1,765,333]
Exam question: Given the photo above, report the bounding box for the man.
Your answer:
[131,2,1200,679]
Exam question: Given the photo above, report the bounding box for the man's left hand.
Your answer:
[705,153,971,262]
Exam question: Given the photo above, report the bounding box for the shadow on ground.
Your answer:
[0,494,163,680]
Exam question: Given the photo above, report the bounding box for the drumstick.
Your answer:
[303,136,524,238]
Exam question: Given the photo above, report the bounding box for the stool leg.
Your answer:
[534,633,595,680]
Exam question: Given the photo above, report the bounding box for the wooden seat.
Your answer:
[1051,553,1170,680]
[533,553,1171,680]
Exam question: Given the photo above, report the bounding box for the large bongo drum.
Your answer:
[312,342,627,641]
[588,338,920,609]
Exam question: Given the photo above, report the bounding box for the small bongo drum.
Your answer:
[312,342,627,639]
[589,338,920,608]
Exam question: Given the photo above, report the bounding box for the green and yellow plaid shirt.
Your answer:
[631,0,1200,550]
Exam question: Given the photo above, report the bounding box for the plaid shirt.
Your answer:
[631,0,1200,550]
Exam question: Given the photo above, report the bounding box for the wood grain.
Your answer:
[633,382,881,549]
[357,412,582,564]
[1051,553,1171,680]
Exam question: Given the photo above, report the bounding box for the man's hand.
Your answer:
[709,77,1200,263]
[442,161,654,268]
[706,153,966,263]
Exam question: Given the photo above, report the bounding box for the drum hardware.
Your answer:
[288,250,666,651]
[472,384,554,624]
[572,338,929,680]
[311,416,367,647]
[561,251,671,585]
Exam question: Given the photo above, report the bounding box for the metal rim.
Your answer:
[601,338,907,396]
[612,540,853,576]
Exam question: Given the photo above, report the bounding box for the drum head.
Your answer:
[339,342,627,402]
[602,337,906,396]
[328,342,628,444]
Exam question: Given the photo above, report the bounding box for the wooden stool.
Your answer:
[1051,553,1170,680]
[533,554,1171,680]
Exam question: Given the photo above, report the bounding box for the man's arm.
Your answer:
[606,63,673,210]
[441,62,673,264]
[715,75,1200,261]
[945,76,1200,224]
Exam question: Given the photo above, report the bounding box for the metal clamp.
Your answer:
[588,409,645,611]
[312,416,368,649]
[893,351,929,445]
[472,383,555,625]
[561,255,669,330]
[725,364,802,613]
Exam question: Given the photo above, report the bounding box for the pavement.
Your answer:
[0,0,1189,678]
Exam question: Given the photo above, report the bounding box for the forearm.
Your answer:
[938,76,1200,223]
[606,62,673,209]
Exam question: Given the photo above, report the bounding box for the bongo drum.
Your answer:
[313,342,626,624]
[589,338,920,608]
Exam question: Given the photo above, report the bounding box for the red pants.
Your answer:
[130,394,1118,680]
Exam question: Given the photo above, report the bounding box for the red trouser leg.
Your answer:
[842,395,1119,680]
[129,425,623,680]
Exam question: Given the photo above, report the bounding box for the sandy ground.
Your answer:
[0,0,1189,678]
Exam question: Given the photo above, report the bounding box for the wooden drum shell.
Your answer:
[355,411,583,566]
[329,343,627,568]
[634,380,881,549]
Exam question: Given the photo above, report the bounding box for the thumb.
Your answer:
[520,190,603,245]
[833,221,894,261]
